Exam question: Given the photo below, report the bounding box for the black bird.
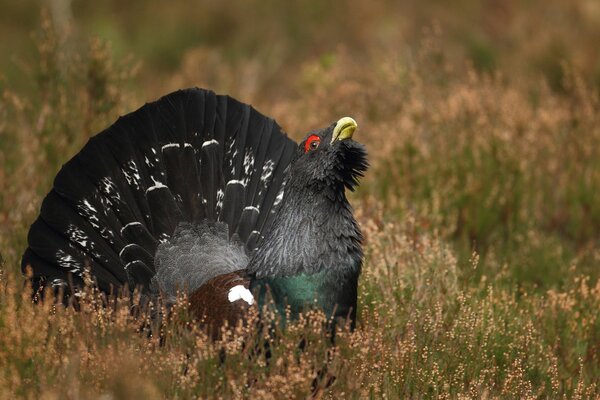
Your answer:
[21,88,368,335]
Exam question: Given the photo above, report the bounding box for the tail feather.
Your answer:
[22,88,297,295]
[54,153,138,242]
[126,260,154,290]
[221,180,246,237]
[246,231,262,252]
[145,185,184,240]
[236,206,259,244]
[243,116,275,206]
[22,248,83,294]
[27,219,121,290]
[162,144,200,220]
[223,97,251,185]
[75,137,152,231]
[40,191,127,282]
[120,222,158,256]
[199,140,224,221]
[254,134,296,236]
[119,244,155,272]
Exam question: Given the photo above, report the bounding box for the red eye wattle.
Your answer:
[304,135,321,153]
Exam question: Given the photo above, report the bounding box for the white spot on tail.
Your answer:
[216,189,224,211]
[77,199,100,229]
[124,261,137,271]
[146,183,168,193]
[274,186,285,207]
[67,224,90,248]
[120,221,142,235]
[149,175,165,186]
[56,249,81,273]
[51,279,67,288]
[227,179,245,187]
[161,142,192,151]
[162,143,180,150]
[243,148,255,175]
[202,139,218,148]
[228,285,254,305]
[260,159,275,184]
[242,148,255,186]
[100,177,121,202]
[228,139,236,154]
[119,243,137,258]
[122,160,142,189]
[228,139,237,175]
[82,199,97,213]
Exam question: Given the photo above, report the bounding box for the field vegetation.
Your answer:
[1,0,599,397]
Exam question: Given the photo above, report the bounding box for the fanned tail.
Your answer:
[22,88,297,295]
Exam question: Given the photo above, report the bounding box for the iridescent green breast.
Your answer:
[252,267,359,326]
[253,271,326,317]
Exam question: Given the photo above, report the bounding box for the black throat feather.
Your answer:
[247,139,367,322]
[247,140,368,279]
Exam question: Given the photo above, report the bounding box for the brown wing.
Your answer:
[188,270,255,340]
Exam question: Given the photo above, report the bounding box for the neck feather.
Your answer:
[248,183,362,279]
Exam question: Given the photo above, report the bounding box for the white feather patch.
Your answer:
[227,179,245,187]
[227,285,254,305]
[202,139,219,148]
[120,221,142,235]
[146,182,168,193]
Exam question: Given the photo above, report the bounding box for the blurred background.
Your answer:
[2,0,600,97]
[1,0,600,290]
[1,1,600,396]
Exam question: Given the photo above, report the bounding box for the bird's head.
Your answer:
[288,117,368,193]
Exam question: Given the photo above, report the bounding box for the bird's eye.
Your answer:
[304,135,321,153]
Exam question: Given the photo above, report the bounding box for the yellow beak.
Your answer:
[331,117,357,143]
